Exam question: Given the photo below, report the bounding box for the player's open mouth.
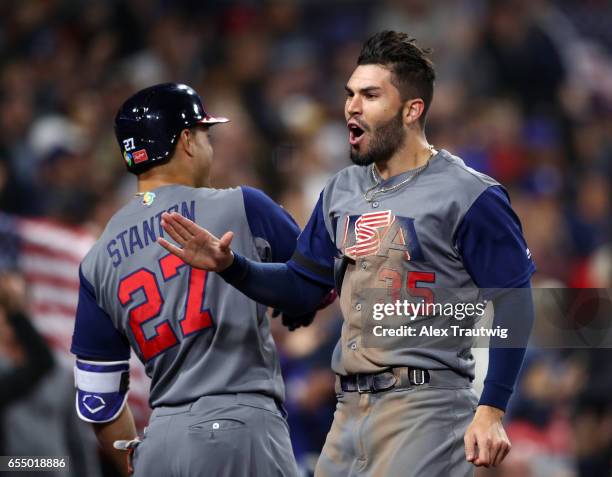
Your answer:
[348,123,365,146]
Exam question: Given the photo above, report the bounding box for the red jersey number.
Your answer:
[118,254,213,361]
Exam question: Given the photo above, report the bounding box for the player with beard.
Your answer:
[348,104,404,167]
[157,31,535,477]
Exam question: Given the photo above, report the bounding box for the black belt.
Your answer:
[340,367,430,393]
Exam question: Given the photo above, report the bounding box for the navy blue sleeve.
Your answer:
[287,193,337,288]
[71,267,131,361]
[455,186,535,290]
[480,283,534,411]
[219,254,330,315]
[241,186,300,263]
[456,186,535,411]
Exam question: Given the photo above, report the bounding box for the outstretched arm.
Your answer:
[158,212,331,315]
[158,211,235,272]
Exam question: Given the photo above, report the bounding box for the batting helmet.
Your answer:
[114,83,229,174]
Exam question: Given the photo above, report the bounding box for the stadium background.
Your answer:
[0,0,610,476]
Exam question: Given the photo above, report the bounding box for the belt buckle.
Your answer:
[356,374,371,393]
[376,372,397,392]
[411,368,426,385]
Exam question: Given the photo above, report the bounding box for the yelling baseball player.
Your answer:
[158,31,536,477]
[70,83,304,477]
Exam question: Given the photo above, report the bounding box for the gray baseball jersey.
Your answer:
[72,184,300,408]
[288,149,535,378]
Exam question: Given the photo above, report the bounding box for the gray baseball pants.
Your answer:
[132,393,299,477]
[315,370,479,477]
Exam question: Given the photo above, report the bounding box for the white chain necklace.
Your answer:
[364,145,436,202]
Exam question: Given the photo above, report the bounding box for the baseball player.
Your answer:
[158,31,536,477]
[70,83,304,477]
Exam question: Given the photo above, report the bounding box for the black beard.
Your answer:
[350,109,405,166]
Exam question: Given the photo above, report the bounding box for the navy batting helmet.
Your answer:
[114,83,229,174]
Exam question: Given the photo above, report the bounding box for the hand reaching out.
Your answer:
[158,212,235,271]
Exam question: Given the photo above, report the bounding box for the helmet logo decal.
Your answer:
[123,137,136,151]
[133,149,149,164]
[123,151,133,167]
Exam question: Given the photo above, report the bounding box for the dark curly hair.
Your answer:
[358,31,435,127]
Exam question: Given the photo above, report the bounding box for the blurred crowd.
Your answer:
[0,0,610,476]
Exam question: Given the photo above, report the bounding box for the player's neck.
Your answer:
[375,134,433,180]
[137,172,208,193]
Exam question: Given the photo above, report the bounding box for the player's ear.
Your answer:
[402,99,425,127]
[178,128,194,157]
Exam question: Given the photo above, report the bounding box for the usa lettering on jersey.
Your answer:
[345,210,393,258]
[341,210,424,262]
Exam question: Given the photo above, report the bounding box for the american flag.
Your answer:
[2,214,151,430]
[345,210,394,258]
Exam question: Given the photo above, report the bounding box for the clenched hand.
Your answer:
[464,405,511,468]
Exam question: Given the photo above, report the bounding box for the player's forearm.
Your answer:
[479,284,534,411]
[219,252,329,314]
[92,405,137,477]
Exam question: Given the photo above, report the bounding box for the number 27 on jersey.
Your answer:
[118,253,213,361]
